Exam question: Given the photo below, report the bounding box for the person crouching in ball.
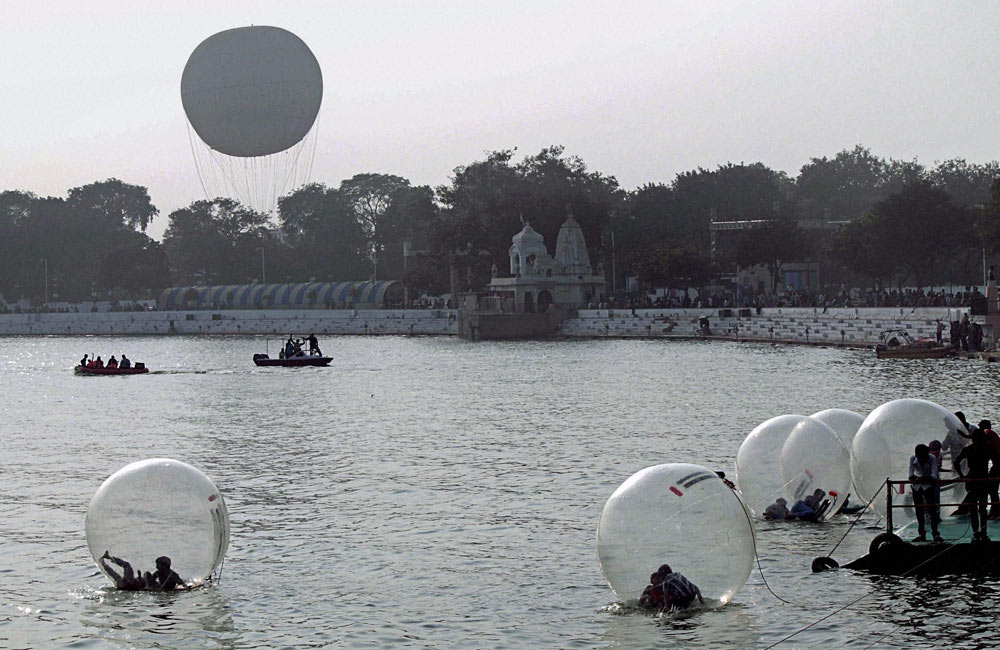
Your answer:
[639,563,704,612]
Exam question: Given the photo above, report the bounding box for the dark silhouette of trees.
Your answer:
[2,145,998,306]
[339,173,411,279]
[975,179,1000,255]
[277,183,369,282]
[162,198,269,285]
[0,182,167,304]
[835,182,973,288]
[735,218,809,293]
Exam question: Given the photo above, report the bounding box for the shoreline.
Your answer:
[0,306,967,348]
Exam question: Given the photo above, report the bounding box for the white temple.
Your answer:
[488,206,606,312]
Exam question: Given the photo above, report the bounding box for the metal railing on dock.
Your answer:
[884,476,992,531]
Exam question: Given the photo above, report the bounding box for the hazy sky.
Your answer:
[3,1,999,239]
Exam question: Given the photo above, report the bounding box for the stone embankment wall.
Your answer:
[0,309,458,336]
[559,307,968,346]
[0,306,971,346]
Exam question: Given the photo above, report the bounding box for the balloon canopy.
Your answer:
[86,458,230,587]
[735,414,810,518]
[851,399,963,523]
[597,463,755,607]
[181,25,323,212]
[181,25,323,158]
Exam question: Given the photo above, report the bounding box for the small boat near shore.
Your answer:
[874,328,952,359]
[254,335,331,367]
[74,364,148,375]
[252,353,331,367]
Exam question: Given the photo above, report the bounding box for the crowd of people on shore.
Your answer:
[603,285,989,312]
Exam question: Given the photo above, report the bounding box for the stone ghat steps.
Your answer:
[558,312,945,346]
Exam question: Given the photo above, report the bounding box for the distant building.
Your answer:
[158,280,401,310]
[487,205,606,311]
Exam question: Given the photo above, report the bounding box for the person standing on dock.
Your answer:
[909,444,943,543]
[979,420,1000,519]
[955,429,1000,542]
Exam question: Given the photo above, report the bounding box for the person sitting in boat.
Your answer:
[119,354,131,369]
[93,356,104,369]
[955,429,1000,542]
[293,338,304,356]
[307,333,321,356]
[639,564,703,612]
[284,336,295,359]
[100,551,147,591]
[909,443,943,543]
[107,355,118,369]
[764,497,790,520]
[80,354,88,368]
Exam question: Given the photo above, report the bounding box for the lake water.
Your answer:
[2,335,999,649]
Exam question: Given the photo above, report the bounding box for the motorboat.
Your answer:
[253,353,331,367]
[874,329,952,359]
[255,336,331,367]
[74,364,148,375]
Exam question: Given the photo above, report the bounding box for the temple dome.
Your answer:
[509,222,549,276]
[554,208,592,275]
[512,222,545,246]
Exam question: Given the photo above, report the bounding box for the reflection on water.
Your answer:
[79,585,239,649]
[2,336,1000,648]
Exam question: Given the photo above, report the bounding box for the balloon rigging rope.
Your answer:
[826,482,885,558]
[187,125,210,200]
[305,119,319,183]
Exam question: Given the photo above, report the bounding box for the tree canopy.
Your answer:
[2,144,998,306]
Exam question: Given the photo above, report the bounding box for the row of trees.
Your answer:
[2,145,999,304]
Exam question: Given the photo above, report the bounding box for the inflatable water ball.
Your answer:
[86,459,230,587]
[735,414,810,518]
[597,463,755,607]
[810,408,865,449]
[852,399,963,522]
[780,417,852,521]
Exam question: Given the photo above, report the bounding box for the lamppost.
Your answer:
[256,247,266,284]
[40,258,48,305]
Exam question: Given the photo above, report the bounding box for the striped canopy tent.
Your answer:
[157,281,400,309]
